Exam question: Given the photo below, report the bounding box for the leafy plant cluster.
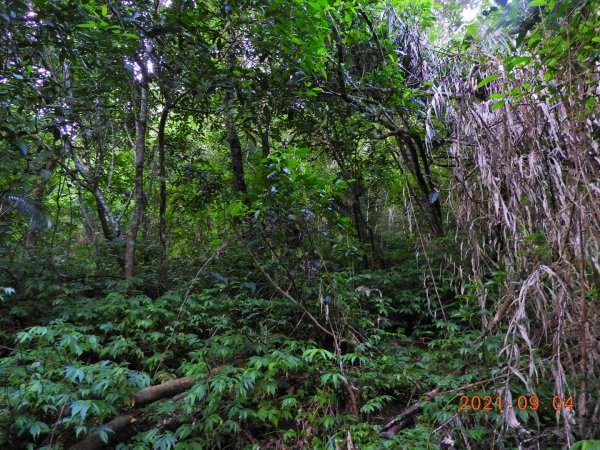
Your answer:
[0,232,509,449]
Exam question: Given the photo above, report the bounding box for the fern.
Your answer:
[1,194,47,229]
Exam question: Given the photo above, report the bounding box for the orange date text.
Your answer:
[458,395,573,412]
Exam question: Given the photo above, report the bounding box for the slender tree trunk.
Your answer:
[261,103,271,158]
[157,105,170,289]
[224,88,247,194]
[349,180,377,265]
[125,78,149,278]
[69,138,123,242]
[413,137,443,235]
[93,186,122,238]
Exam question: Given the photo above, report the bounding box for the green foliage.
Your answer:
[0,235,472,448]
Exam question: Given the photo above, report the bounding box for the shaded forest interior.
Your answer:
[0,0,599,448]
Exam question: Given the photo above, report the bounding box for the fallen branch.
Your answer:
[131,363,230,407]
[378,367,502,437]
[379,388,440,438]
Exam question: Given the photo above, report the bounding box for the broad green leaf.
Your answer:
[504,56,531,71]
[289,35,303,45]
[466,24,478,38]
[225,201,244,217]
[477,74,499,88]
[491,100,505,110]
[99,429,110,444]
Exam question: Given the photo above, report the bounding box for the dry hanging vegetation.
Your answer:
[430,22,600,444]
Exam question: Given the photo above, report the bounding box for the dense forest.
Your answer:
[0,0,599,448]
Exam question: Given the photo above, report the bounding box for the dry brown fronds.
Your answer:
[433,48,600,443]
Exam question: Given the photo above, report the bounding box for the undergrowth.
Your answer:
[2,234,593,449]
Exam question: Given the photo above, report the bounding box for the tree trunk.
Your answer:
[224,88,247,195]
[124,77,149,278]
[95,197,113,241]
[349,180,377,265]
[261,103,271,158]
[129,376,195,407]
[157,105,170,289]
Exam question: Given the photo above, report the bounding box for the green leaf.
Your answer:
[154,433,177,450]
[289,35,303,45]
[99,429,110,444]
[528,0,546,5]
[71,400,90,422]
[225,200,245,217]
[466,24,478,38]
[504,56,531,72]
[491,100,505,110]
[101,5,108,16]
[302,347,335,362]
[122,33,140,39]
[77,22,98,28]
[28,421,49,439]
[477,74,499,88]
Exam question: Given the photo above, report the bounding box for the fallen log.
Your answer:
[71,415,135,450]
[70,365,230,449]
[130,364,230,408]
[129,376,195,407]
